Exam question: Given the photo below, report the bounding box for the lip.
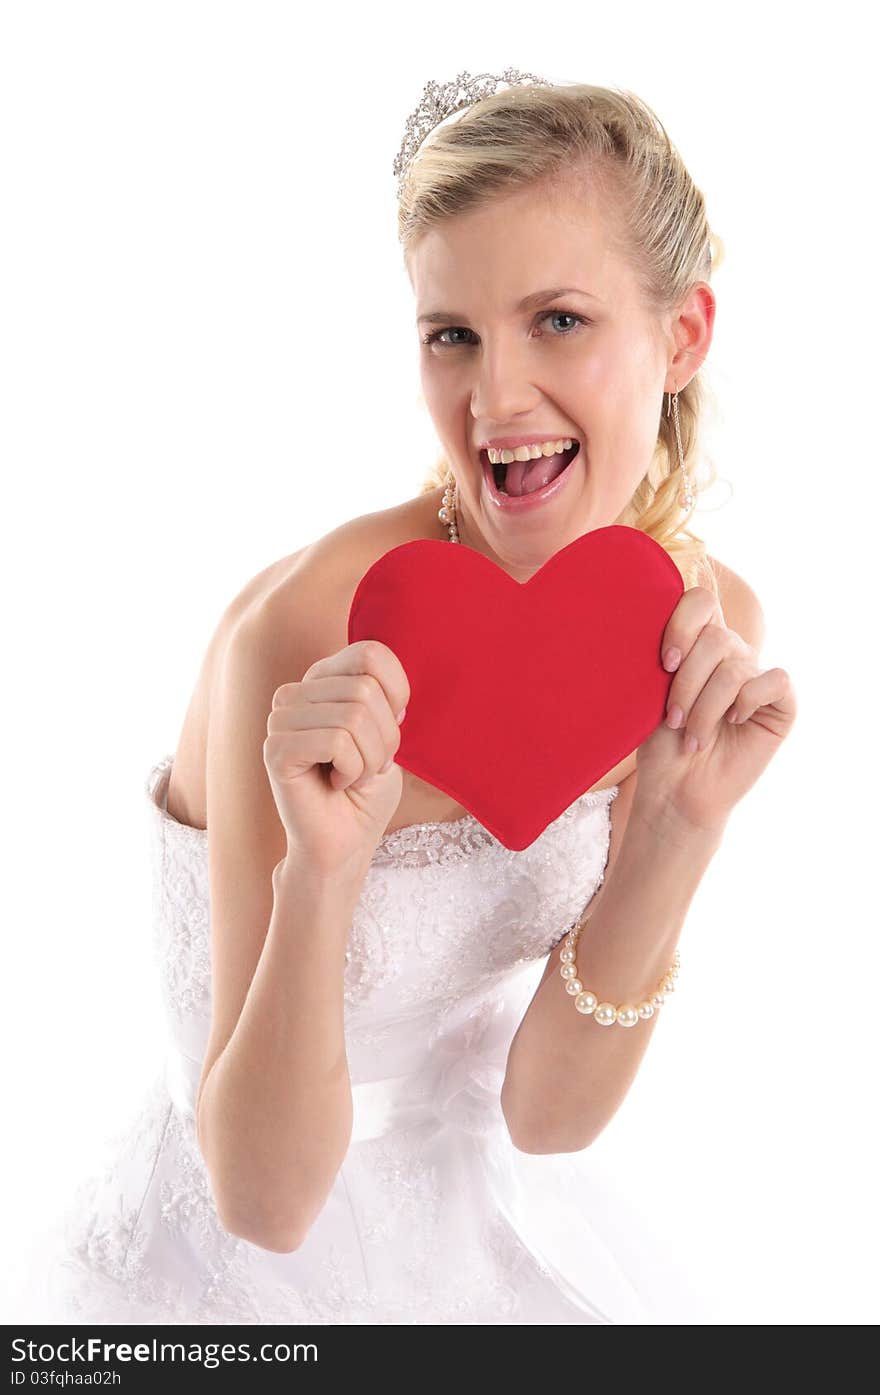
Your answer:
[481,443,582,512]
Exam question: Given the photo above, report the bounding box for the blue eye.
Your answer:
[421,309,590,348]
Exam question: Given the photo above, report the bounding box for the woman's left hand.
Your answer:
[633,585,798,839]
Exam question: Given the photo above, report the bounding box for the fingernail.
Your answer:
[380,757,393,772]
[663,648,681,672]
[685,734,699,754]
[667,704,683,729]
[396,707,407,724]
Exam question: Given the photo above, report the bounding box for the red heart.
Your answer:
[348,524,682,850]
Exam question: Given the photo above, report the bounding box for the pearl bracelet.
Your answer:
[558,920,681,1026]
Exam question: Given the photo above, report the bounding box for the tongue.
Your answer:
[504,449,570,497]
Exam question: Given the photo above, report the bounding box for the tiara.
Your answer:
[392,68,554,198]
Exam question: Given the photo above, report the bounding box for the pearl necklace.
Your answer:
[437,475,460,543]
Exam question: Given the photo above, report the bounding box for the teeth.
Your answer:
[487,438,573,465]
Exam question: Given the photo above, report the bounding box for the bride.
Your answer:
[36,73,796,1325]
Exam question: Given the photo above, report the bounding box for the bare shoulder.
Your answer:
[166,490,443,830]
[163,543,313,829]
[255,490,444,660]
[706,555,766,656]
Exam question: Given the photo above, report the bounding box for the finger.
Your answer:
[726,668,798,729]
[661,585,722,672]
[324,728,367,790]
[302,639,411,721]
[301,673,403,753]
[681,655,757,752]
[270,699,388,784]
[264,725,364,786]
[664,622,731,729]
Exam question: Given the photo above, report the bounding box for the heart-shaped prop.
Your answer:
[348,524,683,850]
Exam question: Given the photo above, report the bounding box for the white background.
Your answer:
[2,0,877,1325]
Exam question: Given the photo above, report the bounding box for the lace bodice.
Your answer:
[147,752,619,1081]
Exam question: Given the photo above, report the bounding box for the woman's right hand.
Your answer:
[263,639,411,876]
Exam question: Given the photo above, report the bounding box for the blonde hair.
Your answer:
[397,81,726,596]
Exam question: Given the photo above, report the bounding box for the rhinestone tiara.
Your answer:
[392,68,554,199]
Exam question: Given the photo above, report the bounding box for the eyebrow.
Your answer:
[416,286,603,325]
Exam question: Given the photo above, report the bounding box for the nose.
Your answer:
[470,340,541,431]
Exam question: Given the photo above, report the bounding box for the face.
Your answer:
[409,181,715,582]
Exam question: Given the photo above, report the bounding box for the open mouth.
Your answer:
[480,441,581,502]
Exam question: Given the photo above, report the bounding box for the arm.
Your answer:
[194,594,372,1254]
[501,561,768,1154]
[198,855,372,1253]
[500,787,722,1154]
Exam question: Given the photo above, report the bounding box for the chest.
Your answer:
[382,749,635,837]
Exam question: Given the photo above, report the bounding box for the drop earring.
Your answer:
[667,388,695,512]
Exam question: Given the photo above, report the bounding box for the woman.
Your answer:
[39,74,796,1325]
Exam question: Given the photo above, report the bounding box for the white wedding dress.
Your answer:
[29,753,712,1325]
